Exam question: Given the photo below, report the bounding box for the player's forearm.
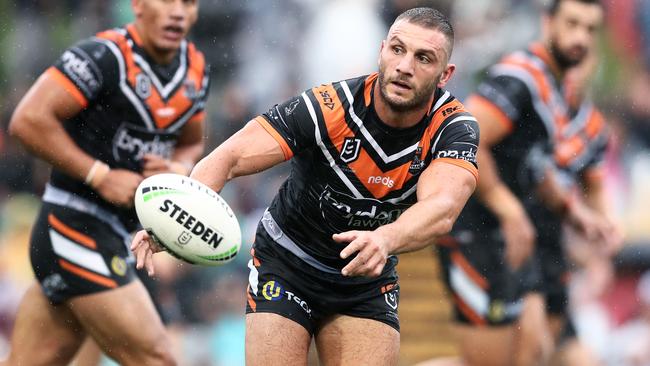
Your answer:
[9,110,96,183]
[171,141,204,174]
[582,176,607,214]
[379,195,460,255]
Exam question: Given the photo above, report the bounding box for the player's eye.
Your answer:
[417,55,431,64]
[392,46,404,55]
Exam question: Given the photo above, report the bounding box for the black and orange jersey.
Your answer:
[46,24,209,229]
[456,43,577,233]
[255,72,479,270]
[554,101,609,186]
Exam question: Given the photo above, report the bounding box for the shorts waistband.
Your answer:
[42,184,132,246]
[261,209,340,274]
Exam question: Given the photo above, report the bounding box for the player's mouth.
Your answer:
[162,24,185,42]
[391,80,412,91]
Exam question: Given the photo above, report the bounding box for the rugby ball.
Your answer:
[134,173,241,266]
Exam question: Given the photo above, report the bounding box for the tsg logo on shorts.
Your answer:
[262,280,284,301]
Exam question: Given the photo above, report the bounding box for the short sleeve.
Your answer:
[48,38,118,108]
[431,113,480,181]
[253,94,316,160]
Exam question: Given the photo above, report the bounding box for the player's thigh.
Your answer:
[316,314,399,366]
[6,283,85,366]
[246,312,311,366]
[68,280,172,365]
[513,293,553,366]
[454,324,516,366]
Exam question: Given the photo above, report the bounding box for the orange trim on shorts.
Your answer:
[433,158,479,183]
[59,259,117,288]
[48,213,97,249]
[250,248,261,267]
[45,67,88,108]
[466,94,514,133]
[452,294,487,326]
[254,116,293,160]
[450,250,489,290]
[247,285,257,312]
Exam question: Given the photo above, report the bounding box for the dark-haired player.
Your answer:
[5,1,208,365]
[133,7,478,365]
[431,1,614,365]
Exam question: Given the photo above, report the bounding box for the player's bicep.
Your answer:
[12,72,85,129]
[223,119,286,176]
[416,162,476,212]
[431,115,480,183]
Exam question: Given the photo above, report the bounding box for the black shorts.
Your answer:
[436,231,539,326]
[245,223,400,334]
[30,202,137,304]
[535,234,569,317]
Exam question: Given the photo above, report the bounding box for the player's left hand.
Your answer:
[142,153,191,177]
[334,230,391,277]
[130,230,164,276]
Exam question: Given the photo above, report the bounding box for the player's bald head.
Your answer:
[390,7,454,57]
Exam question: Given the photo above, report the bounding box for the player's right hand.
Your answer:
[130,230,164,276]
[95,169,143,208]
[500,208,536,270]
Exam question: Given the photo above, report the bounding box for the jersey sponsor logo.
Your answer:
[367,175,394,188]
[112,123,177,166]
[409,146,425,175]
[340,137,361,163]
[441,105,461,117]
[436,148,477,164]
[61,50,100,95]
[319,90,336,110]
[135,73,152,99]
[319,186,410,230]
[284,99,301,115]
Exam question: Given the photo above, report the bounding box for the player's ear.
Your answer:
[437,63,456,88]
[132,0,143,17]
[378,39,386,66]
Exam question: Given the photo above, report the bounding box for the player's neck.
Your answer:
[373,86,433,129]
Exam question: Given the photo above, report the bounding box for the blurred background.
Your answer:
[0,0,649,365]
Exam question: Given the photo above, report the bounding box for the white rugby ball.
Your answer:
[134,173,241,266]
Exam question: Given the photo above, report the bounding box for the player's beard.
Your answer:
[549,37,588,70]
[378,68,439,113]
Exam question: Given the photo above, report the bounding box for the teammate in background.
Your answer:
[3,0,208,365]
[531,49,622,366]
[133,7,478,365]
[427,1,616,365]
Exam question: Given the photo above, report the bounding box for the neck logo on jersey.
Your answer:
[340,137,361,163]
[409,146,425,175]
[135,73,152,99]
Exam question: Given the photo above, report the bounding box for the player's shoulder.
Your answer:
[432,89,474,122]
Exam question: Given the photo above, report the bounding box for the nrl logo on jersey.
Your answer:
[135,73,151,99]
[340,137,361,163]
[409,146,425,175]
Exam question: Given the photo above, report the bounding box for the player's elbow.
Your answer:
[8,107,33,143]
[435,216,455,236]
